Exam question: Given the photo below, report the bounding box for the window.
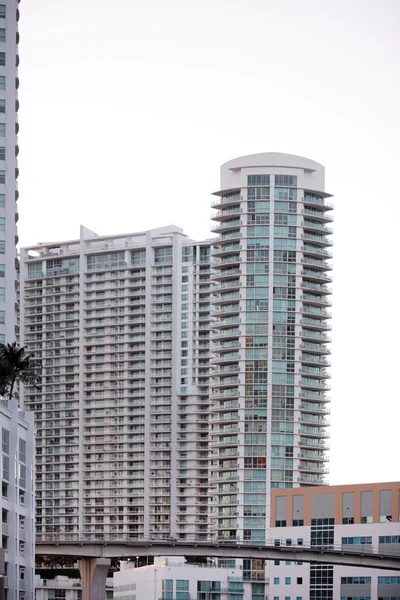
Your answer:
[285,577,291,584]
[0,6,5,18]
[379,535,400,543]
[0,217,4,230]
[0,146,4,160]
[0,170,4,183]
[292,519,304,526]
[0,264,4,277]
[0,100,4,113]
[378,576,400,583]
[0,241,5,253]
[342,516,354,524]
[154,246,172,264]
[0,124,4,137]
[342,536,372,545]
[297,577,303,584]
[0,193,3,206]
[0,76,4,90]
[341,576,371,584]
[275,175,297,187]
[0,52,4,66]
[248,174,270,186]
[274,578,280,584]
[0,287,4,301]
[0,28,4,42]
[0,310,4,324]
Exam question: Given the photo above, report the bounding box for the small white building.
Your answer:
[0,397,35,599]
[34,573,114,600]
[114,557,245,600]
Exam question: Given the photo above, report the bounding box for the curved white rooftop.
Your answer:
[218,152,328,197]
[222,152,324,173]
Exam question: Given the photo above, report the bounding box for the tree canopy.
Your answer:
[0,342,41,400]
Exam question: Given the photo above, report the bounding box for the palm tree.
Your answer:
[0,342,41,400]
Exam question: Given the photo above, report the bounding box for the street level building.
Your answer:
[0,397,35,600]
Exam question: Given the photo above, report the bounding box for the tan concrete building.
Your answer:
[270,482,400,600]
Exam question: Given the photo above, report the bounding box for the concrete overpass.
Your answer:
[35,536,400,599]
[35,537,400,570]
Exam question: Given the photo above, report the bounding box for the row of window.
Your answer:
[341,577,371,584]
[273,577,303,585]
[342,536,372,545]
[247,175,297,187]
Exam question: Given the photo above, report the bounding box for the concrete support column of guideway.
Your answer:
[78,558,111,600]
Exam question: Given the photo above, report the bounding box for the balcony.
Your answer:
[211,220,242,233]
[211,194,242,209]
[299,425,329,438]
[211,207,242,221]
[212,244,241,257]
[303,195,333,210]
[301,281,332,295]
[301,221,333,235]
[301,233,333,247]
[301,208,333,222]
[302,245,333,259]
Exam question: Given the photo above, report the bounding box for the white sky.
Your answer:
[18,0,400,485]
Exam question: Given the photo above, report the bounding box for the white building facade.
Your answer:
[20,225,212,541]
[0,0,20,344]
[0,397,35,600]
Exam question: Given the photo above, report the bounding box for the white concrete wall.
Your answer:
[0,0,19,344]
[0,399,35,599]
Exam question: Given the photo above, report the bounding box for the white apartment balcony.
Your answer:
[301,221,333,235]
[298,413,329,427]
[212,268,242,281]
[212,338,241,352]
[300,378,330,391]
[301,244,333,259]
[297,473,326,486]
[300,318,331,331]
[211,329,241,342]
[301,256,332,271]
[299,449,327,461]
[212,243,242,257]
[299,343,331,356]
[300,281,332,295]
[301,207,334,222]
[301,270,332,283]
[210,352,240,363]
[210,412,239,424]
[299,425,329,438]
[211,220,243,234]
[212,304,240,318]
[299,461,329,474]
[299,437,329,450]
[300,330,331,344]
[299,367,330,380]
[212,292,242,305]
[301,232,333,247]
[303,195,333,210]
[211,194,242,209]
[211,207,242,221]
[301,305,331,319]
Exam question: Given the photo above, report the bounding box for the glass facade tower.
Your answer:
[209,153,333,545]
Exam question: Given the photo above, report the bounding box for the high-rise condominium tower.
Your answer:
[0,0,20,344]
[209,153,332,544]
[20,153,332,549]
[21,225,212,540]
